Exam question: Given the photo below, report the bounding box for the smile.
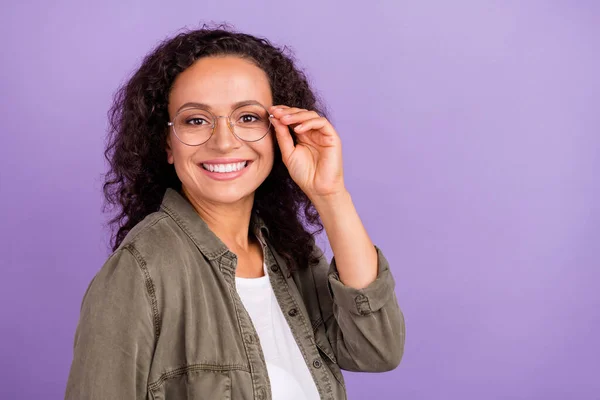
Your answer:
[201,161,248,173]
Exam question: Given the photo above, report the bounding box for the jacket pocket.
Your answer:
[149,368,231,400]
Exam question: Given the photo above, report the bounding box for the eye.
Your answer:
[186,117,210,126]
[239,114,259,124]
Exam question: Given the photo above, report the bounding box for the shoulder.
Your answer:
[118,210,187,254]
[112,210,197,278]
[119,211,171,249]
[87,212,173,290]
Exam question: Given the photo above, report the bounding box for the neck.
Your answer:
[182,186,254,252]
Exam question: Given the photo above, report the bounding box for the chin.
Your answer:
[184,183,256,205]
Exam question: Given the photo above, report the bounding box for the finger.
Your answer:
[271,107,306,119]
[270,115,295,161]
[294,117,332,134]
[279,110,321,126]
[269,105,290,115]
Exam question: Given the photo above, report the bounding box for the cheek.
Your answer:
[170,140,197,166]
[264,137,276,165]
[170,145,195,174]
[167,146,175,164]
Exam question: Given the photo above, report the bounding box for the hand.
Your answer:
[269,105,346,201]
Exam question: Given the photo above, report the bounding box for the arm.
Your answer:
[312,190,378,290]
[269,104,405,371]
[311,191,406,372]
[65,247,155,399]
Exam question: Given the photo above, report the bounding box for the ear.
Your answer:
[166,134,174,164]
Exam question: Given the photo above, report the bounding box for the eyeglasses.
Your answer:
[167,102,274,146]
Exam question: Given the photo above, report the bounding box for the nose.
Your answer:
[207,116,241,151]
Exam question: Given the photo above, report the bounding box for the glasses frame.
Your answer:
[167,103,274,146]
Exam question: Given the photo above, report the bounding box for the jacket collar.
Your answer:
[159,188,270,260]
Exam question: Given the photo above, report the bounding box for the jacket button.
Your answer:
[270,264,279,272]
[313,359,322,368]
[288,308,298,317]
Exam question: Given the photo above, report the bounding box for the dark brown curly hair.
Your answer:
[103,24,327,272]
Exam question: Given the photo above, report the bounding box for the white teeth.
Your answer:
[202,161,248,173]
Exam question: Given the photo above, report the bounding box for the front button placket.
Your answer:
[263,242,337,400]
[220,253,272,399]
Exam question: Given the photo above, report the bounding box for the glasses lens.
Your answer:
[230,104,271,141]
[174,108,214,145]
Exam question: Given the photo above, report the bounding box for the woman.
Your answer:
[65,26,405,400]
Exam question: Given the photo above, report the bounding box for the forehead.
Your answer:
[168,56,272,113]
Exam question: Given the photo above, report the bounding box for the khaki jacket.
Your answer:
[65,188,405,399]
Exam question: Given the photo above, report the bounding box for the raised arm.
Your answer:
[310,191,405,372]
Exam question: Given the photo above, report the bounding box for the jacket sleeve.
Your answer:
[65,246,155,400]
[311,244,406,372]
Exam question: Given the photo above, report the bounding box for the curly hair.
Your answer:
[103,24,327,272]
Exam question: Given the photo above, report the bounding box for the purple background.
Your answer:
[1,1,598,399]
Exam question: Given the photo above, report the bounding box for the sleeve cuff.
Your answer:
[327,245,396,316]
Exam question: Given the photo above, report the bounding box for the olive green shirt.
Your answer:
[65,188,405,399]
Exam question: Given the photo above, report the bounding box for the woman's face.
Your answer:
[166,56,275,207]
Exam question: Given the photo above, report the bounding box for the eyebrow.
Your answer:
[176,100,266,113]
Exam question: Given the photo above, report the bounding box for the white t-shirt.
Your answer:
[235,261,320,400]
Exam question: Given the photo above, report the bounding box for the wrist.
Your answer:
[311,189,352,212]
